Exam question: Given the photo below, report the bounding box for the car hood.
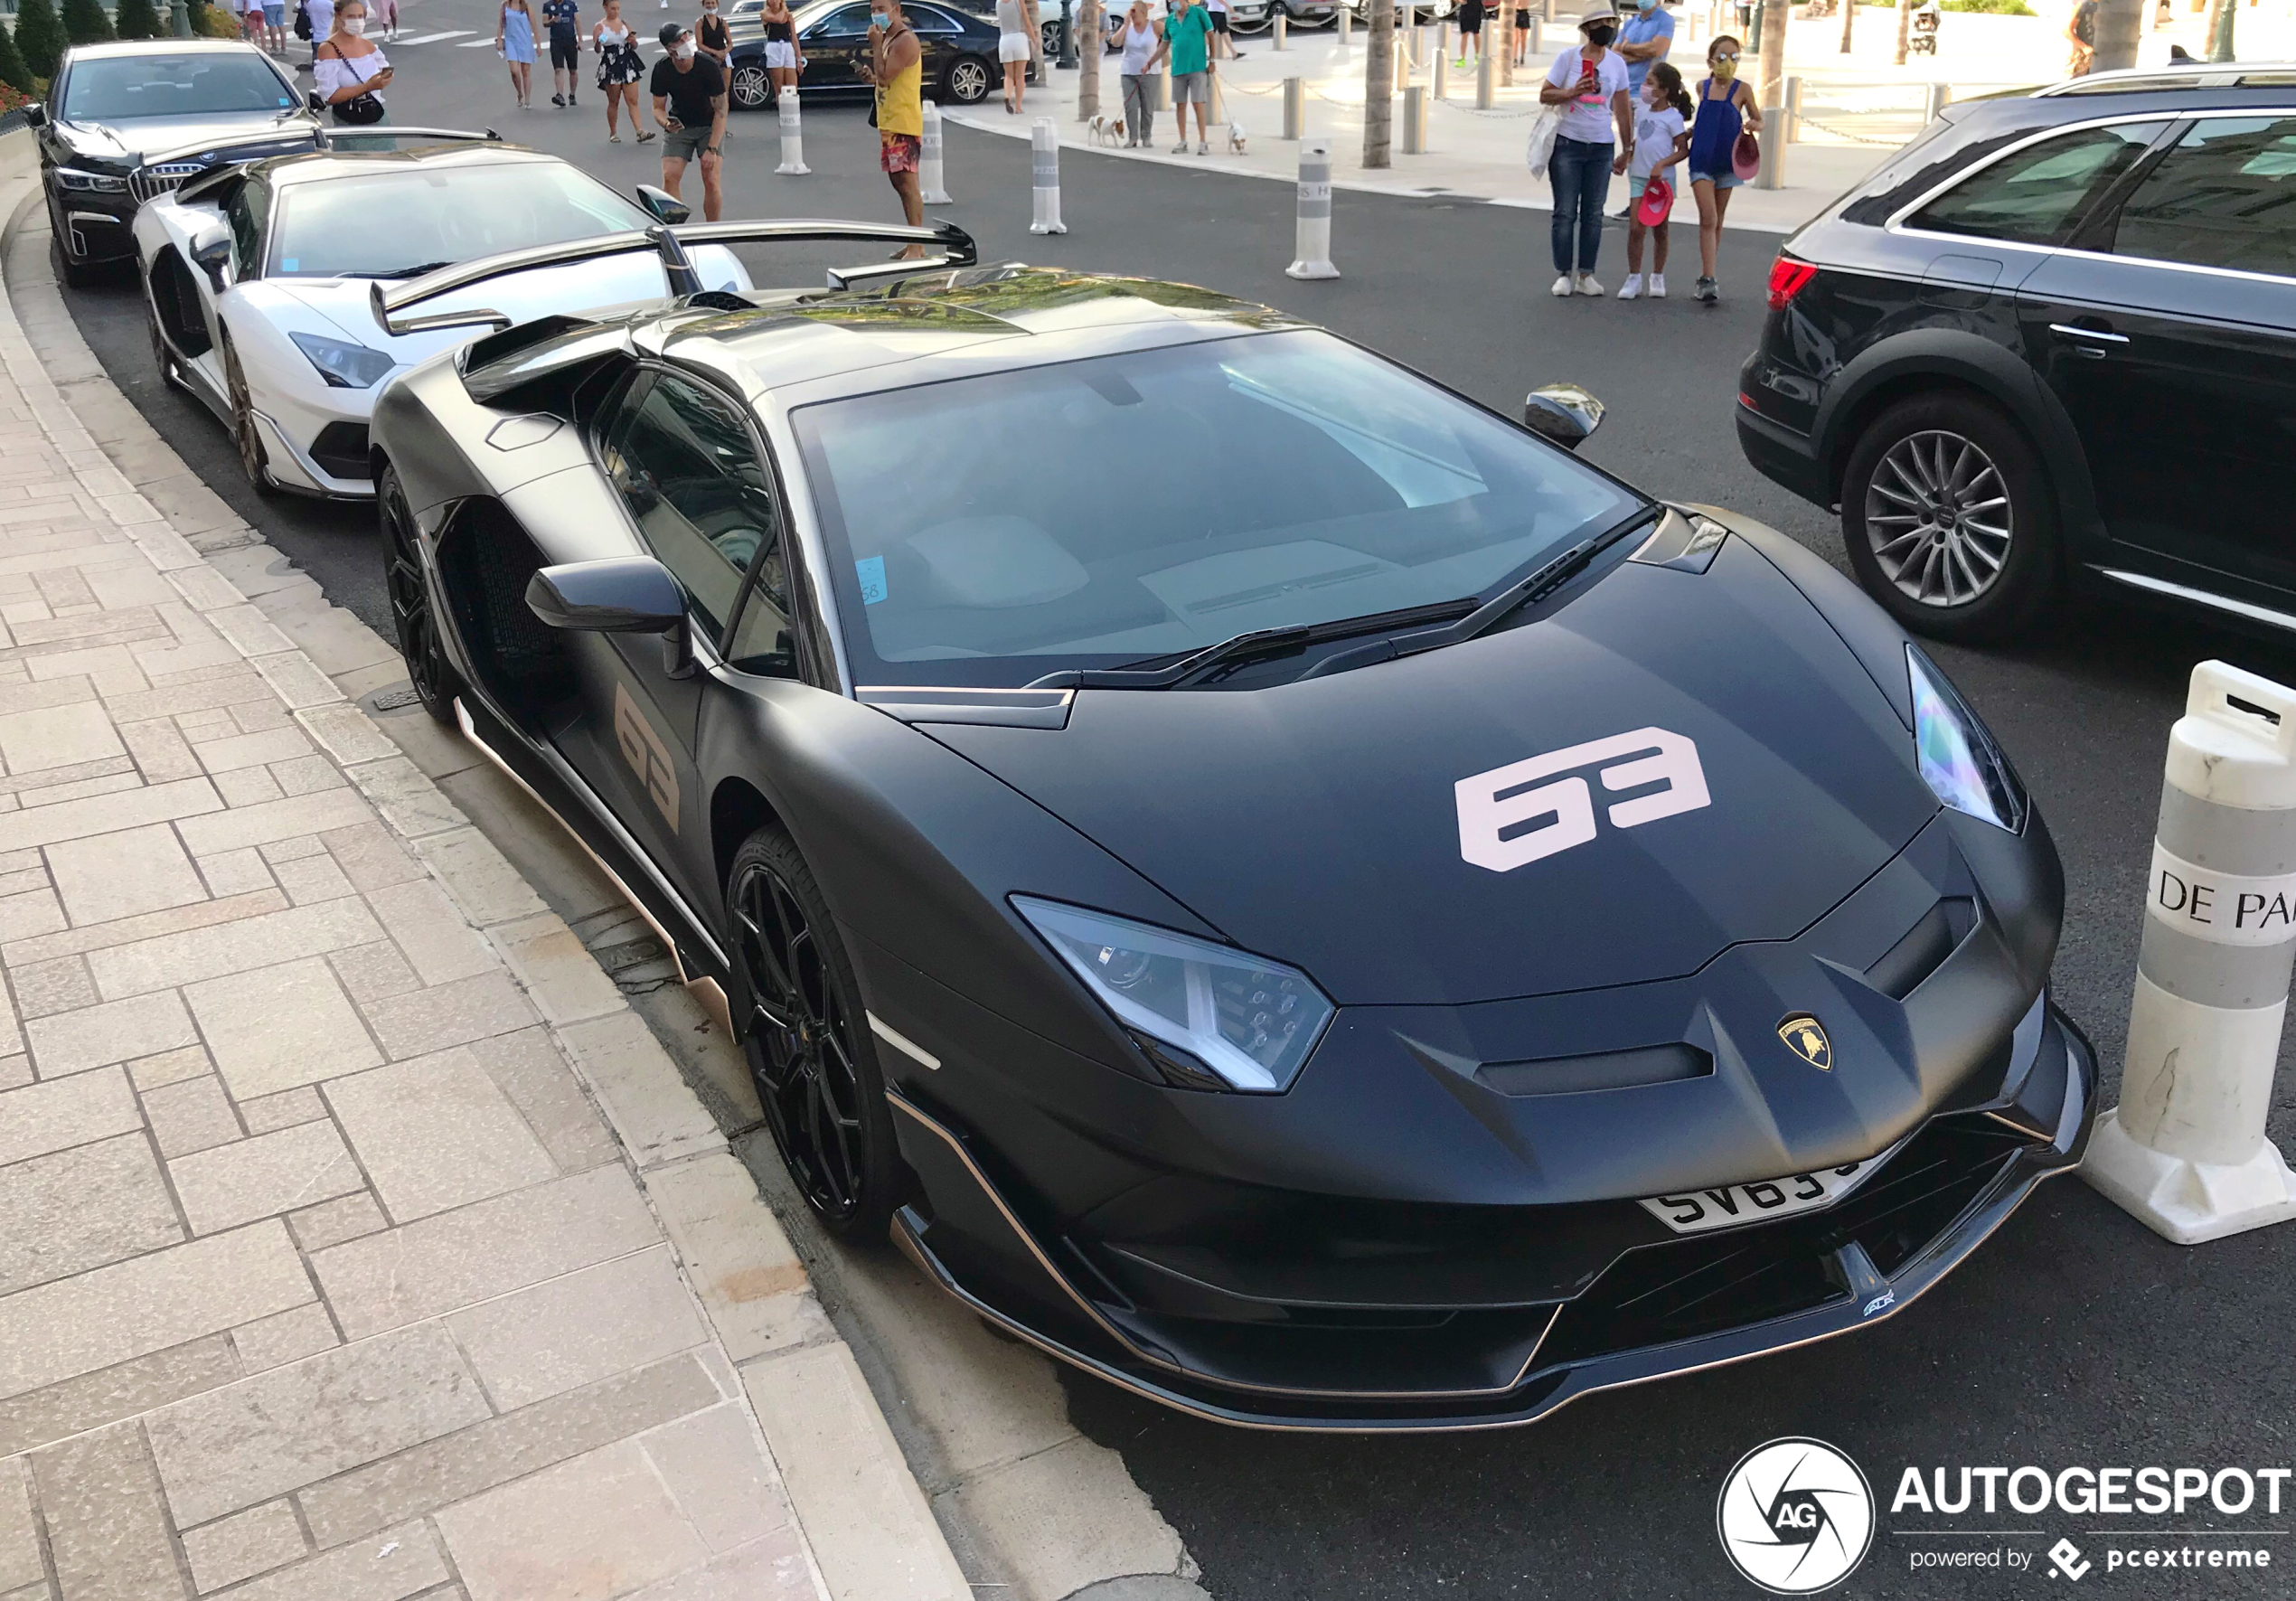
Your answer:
[927,536,1940,1006]
[57,112,311,164]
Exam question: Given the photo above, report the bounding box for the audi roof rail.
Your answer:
[2035,60,2296,94]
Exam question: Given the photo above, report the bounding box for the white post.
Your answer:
[1274,12,1287,46]
[1282,73,1303,137]
[1474,39,1493,106]
[776,87,811,174]
[1433,21,1448,95]
[1029,117,1068,233]
[1400,81,1425,151]
[1782,72,1802,143]
[1923,80,1950,123]
[1334,2,1351,56]
[1754,101,1783,187]
[919,101,954,203]
[2084,662,2296,1245]
[1284,138,1339,278]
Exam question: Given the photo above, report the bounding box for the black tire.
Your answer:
[729,61,771,108]
[380,463,466,726]
[726,827,908,1240]
[943,52,992,102]
[221,334,281,497]
[1840,393,2057,645]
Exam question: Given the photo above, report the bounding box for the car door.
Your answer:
[2013,112,2296,596]
[907,2,963,76]
[799,2,874,86]
[560,368,790,909]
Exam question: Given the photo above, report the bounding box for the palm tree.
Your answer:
[1364,0,1392,166]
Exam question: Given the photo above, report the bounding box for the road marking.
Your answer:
[390,27,473,42]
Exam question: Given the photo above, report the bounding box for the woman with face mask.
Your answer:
[696,0,731,67]
[313,0,392,123]
[1538,4,1633,297]
[1683,33,1760,302]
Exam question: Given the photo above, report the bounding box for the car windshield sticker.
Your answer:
[855,556,887,605]
[1455,727,1710,872]
[281,259,298,272]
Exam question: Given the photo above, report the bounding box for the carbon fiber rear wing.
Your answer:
[364,218,978,338]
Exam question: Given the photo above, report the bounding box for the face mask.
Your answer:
[869,9,885,24]
[674,38,695,56]
[1711,52,1737,77]
[346,15,365,31]
[1584,22,1614,44]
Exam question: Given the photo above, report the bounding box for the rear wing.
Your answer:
[145,123,501,169]
[366,219,978,338]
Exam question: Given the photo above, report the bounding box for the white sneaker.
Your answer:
[1616,275,1642,300]
[1649,274,1667,298]
[1575,272,1604,297]
[1551,274,1575,297]
[1197,139,1209,155]
[1172,141,1190,153]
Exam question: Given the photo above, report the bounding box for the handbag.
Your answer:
[315,44,388,125]
[1732,127,1760,180]
[1524,105,1560,175]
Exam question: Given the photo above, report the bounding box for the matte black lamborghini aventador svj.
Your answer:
[367,221,2096,1431]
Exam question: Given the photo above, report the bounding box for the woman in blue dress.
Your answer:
[498,0,540,108]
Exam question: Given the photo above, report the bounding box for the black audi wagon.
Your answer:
[1736,63,2296,644]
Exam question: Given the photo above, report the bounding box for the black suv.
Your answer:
[1736,64,2296,643]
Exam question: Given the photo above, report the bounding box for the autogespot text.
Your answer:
[1893,1465,2293,1516]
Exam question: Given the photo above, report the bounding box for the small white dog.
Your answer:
[1089,115,1127,146]
[1226,120,1247,154]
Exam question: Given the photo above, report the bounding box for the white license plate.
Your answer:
[1639,1161,1868,1234]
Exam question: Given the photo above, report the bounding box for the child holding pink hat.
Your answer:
[1615,60,1691,299]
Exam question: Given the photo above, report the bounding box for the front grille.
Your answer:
[307,422,371,482]
[129,163,205,203]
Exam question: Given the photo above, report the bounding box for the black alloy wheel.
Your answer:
[1840,392,2056,645]
[727,828,906,1239]
[221,334,279,495]
[945,53,992,101]
[730,61,772,108]
[380,465,465,726]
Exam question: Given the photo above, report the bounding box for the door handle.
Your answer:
[2049,322,2130,344]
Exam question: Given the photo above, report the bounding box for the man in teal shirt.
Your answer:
[1153,0,1216,155]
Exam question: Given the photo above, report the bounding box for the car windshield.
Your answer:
[268,162,652,278]
[60,55,297,121]
[793,329,1645,686]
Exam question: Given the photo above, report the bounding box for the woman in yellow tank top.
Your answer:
[859,0,928,256]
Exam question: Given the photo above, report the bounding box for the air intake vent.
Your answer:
[1476,1043,1712,1097]
[1865,898,1974,1000]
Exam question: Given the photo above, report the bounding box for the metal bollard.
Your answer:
[1333,2,1351,56]
[1782,73,1802,143]
[1524,14,1539,52]
[776,87,811,175]
[919,101,954,204]
[2084,662,2296,1244]
[1474,42,1493,107]
[1209,62,1226,121]
[1433,23,1448,96]
[1274,12,1287,47]
[1400,82,1426,152]
[1282,74,1303,138]
[1153,65,1169,111]
[1284,139,1339,278]
[1923,81,1951,123]
[1029,118,1068,233]
[1754,105,1783,188]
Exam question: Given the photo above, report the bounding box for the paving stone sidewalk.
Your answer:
[0,158,970,1601]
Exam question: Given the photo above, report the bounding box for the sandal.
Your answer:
[609,131,622,141]
[636,129,656,142]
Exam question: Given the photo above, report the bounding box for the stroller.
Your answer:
[1909,0,1940,53]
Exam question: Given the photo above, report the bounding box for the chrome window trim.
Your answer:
[2098,570,2296,634]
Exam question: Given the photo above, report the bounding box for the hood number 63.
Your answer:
[1455,727,1710,873]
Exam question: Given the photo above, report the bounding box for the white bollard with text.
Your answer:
[776,87,811,175]
[1284,139,1338,278]
[1029,118,1067,234]
[2084,660,2296,1244]
[919,100,954,204]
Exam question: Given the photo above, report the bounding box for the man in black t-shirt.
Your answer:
[652,24,729,221]
[542,0,580,105]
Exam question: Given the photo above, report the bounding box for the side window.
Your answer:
[599,373,787,649]
[811,2,871,32]
[225,182,268,278]
[908,5,960,31]
[1908,122,2159,247]
[2105,116,2296,278]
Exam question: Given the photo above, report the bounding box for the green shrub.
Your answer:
[0,21,34,93]
[59,0,116,44]
[113,0,162,39]
[12,0,65,79]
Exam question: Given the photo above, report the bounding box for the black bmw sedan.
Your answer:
[30,40,319,287]
[1736,63,2296,645]
[726,0,1000,109]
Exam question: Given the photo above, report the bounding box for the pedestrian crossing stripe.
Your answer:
[390,28,473,42]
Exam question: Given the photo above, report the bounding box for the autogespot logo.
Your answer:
[1717,1437,1877,1595]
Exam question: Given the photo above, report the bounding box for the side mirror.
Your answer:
[633,184,691,225]
[24,104,47,129]
[527,556,688,633]
[189,226,232,289]
[1521,382,1604,451]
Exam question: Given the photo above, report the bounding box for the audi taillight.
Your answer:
[1766,256,1818,310]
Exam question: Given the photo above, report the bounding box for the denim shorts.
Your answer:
[263,2,285,21]
[1688,165,1742,190]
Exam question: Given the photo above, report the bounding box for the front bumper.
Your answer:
[52,188,138,264]
[889,1002,2095,1430]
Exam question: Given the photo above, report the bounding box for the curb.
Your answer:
[0,125,972,1601]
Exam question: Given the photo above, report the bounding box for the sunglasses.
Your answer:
[1713,49,1738,59]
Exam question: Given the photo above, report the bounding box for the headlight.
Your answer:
[1907,644,2027,833]
[55,167,130,193]
[289,332,397,390]
[1012,896,1335,1093]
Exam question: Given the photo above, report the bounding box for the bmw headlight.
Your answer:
[289,332,397,390]
[55,167,130,193]
[1908,644,2027,833]
[1012,896,1335,1093]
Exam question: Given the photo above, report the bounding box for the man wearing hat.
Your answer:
[651,20,729,221]
[1538,4,1633,296]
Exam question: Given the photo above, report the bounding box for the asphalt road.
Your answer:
[55,13,2296,1596]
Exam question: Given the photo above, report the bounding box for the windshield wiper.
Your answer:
[364,260,456,279]
[1024,599,1477,692]
[1295,506,1664,683]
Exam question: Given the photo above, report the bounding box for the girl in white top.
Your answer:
[1616,61,1690,299]
[594,0,656,141]
[996,0,1030,114]
[313,0,391,121]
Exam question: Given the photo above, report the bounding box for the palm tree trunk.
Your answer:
[1891,0,1908,63]
[1839,0,1854,52]
[2090,0,2141,69]
[1364,0,1393,166]
[1078,0,1100,116]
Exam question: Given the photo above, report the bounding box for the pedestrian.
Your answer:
[1454,0,1482,65]
[596,0,655,139]
[761,0,803,98]
[1207,0,1237,61]
[1539,5,1632,297]
[1152,0,1214,154]
[371,0,396,39]
[1616,60,1689,298]
[302,0,335,69]
[696,0,731,68]
[855,0,927,256]
[263,0,288,55]
[1606,0,1670,213]
[499,0,540,106]
[544,0,582,104]
[1115,0,1157,145]
[2063,0,2097,75]
[313,0,391,122]
[1684,33,1758,301]
[652,22,727,220]
[997,0,1030,111]
[1513,2,1531,62]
